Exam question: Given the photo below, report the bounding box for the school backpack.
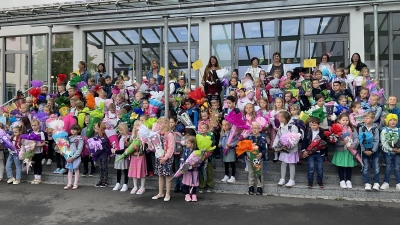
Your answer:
[80,136,90,157]
[289,119,306,140]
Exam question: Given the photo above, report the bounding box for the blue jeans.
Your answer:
[6,153,22,180]
[362,152,380,184]
[307,152,324,183]
[384,153,400,184]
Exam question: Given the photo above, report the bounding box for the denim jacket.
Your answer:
[146,70,163,84]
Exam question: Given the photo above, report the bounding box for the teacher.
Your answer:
[94,63,108,84]
[317,53,332,72]
[347,53,367,77]
[202,56,221,86]
[147,60,163,84]
[245,57,262,78]
[266,52,287,78]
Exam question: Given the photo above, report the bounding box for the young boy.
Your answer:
[149,77,159,92]
[314,70,331,91]
[330,81,354,102]
[301,117,328,188]
[383,95,400,128]
[184,98,199,129]
[198,123,215,193]
[380,114,400,190]
[247,122,267,195]
[57,84,68,97]
[222,95,237,118]
[67,87,76,98]
[103,76,114,99]
[358,112,380,191]
[369,94,383,127]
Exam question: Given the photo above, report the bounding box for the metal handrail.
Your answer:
[0,87,33,108]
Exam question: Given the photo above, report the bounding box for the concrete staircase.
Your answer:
[15,154,400,202]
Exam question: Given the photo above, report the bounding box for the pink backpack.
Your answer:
[80,136,90,157]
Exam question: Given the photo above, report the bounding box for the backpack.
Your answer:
[80,136,90,157]
[289,119,306,140]
[173,132,184,154]
[173,82,181,95]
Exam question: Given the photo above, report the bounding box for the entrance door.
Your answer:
[304,38,349,69]
[106,47,138,82]
[235,42,273,78]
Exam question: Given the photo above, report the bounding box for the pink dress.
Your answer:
[128,137,147,178]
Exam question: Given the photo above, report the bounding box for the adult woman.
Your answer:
[202,56,221,86]
[266,52,287,78]
[204,70,222,103]
[94,63,108,84]
[151,117,175,202]
[347,53,368,77]
[78,61,90,83]
[317,54,333,73]
[147,60,163,84]
[245,57,263,78]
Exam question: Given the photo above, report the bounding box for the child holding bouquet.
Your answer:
[270,97,285,162]
[92,122,110,188]
[128,121,147,195]
[349,102,363,127]
[247,122,267,195]
[112,123,130,192]
[64,125,83,190]
[31,119,46,184]
[6,126,22,185]
[219,120,237,183]
[182,136,200,202]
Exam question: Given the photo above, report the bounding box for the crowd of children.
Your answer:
[1,57,400,204]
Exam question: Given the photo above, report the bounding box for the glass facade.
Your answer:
[32,35,47,82]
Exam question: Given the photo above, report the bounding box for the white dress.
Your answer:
[245,66,262,79]
[114,135,129,170]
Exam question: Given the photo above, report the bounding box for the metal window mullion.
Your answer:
[160,26,164,67]
[231,22,234,73]
[388,12,394,95]
[274,19,279,60]
[300,17,305,62]
[28,35,32,82]
[102,30,106,70]
[1,37,5,104]
[138,28,142,83]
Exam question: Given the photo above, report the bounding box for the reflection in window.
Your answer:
[281,19,300,36]
[87,31,104,75]
[307,41,345,68]
[142,47,160,72]
[364,14,388,32]
[6,36,29,51]
[6,54,29,102]
[142,28,161,43]
[168,49,196,79]
[52,51,73,91]
[212,24,231,40]
[235,21,274,39]
[394,13,400,31]
[211,24,232,69]
[53,33,73,48]
[281,41,300,58]
[167,26,199,43]
[106,31,131,45]
[304,16,348,35]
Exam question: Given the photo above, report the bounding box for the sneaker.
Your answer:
[340,180,347,189]
[373,183,380,191]
[12,180,20,185]
[191,194,198,202]
[120,184,128,192]
[31,179,38,184]
[278,178,285,186]
[130,187,138,194]
[41,159,46,165]
[46,159,52,165]
[185,194,192,202]
[227,176,236,183]
[81,173,88,177]
[346,180,353,189]
[396,183,400,190]
[206,188,214,193]
[89,172,94,177]
[99,182,107,188]
[365,183,372,191]
[59,168,66,174]
[380,182,389,190]
[198,189,204,194]
[317,181,324,188]
[285,180,295,188]
[95,181,102,187]
[221,175,229,182]
[248,186,254,195]
[244,165,248,172]
[113,183,121,191]
[136,187,145,195]
[103,182,109,187]
[7,177,15,184]
[307,181,313,188]
[273,159,278,163]
[256,187,263,195]
[53,168,61,174]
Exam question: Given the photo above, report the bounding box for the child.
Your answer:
[103,76,114,99]
[257,97,269,117]
[349,102,363,127]
[184,98,199,129]
[92,122,110,187]
[254,78,266,104]
[219,120,237,183]
[355,87,370,111]
[358,112,380,191]
[273,111,299,187]
[334,95,350,117]
[331,113,358,189]
[299,73,312,111]
[225,78,238,99]
[31,119,46,184]
[115,93,130,111]
[247,122,267,195]
[112,123,130,192]
[198,123,215,193]
[88,78,96,90]
[57,84,68,97]
[128,120,147,195]
[314,70,331,90]
[181,136,200,202]
[369,94,383,127]
[330,81,354,102]
[380,114,400,190]
[310,94,329,130]
[284,91,296,111]
[383,95,400,128]
[68,87,76,99]
[149,77,159,92]
[237,88,251,112]
[64,124,83,190]
[270,97,285,162]
[222,96,237,118]
[301,117,327,188]
[6,125,22,184]
[354,67,370,97]
[81,115,95,176]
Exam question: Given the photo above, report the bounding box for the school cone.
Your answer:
[116,138,141,162]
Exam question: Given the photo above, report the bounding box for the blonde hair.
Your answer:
[364,111,375,119]
[116,93,126,102]
[259,97,269,110]
[157,116,171,132]
[361,67,370,74]
[185,136,197,150]
[220,120,231,136]
[244,103,256,121]
[131,120,143,138]
[117,122,129,135]
[31,119,40,126]
[254,78,264,88]
[274,97,284,110]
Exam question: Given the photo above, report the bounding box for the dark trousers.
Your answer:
[44,140,54,160]
[173,154,182,185]
[98,156,108,182]
[224,162,236,177]
[32,153,43,175]
[338,166,352,181]
[82,156,95,174]
[117,169,129,184]
[146,151,154,173]
[183,185,197,195]
[55,152,66,169]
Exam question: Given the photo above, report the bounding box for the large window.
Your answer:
[304,16,348,35]
[32,35,47,82]
[87,31,104,76]
[51,33,73,92]
[211,24,232,69]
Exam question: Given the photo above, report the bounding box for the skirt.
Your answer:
[65,157,81,170]
[154,157,174,176]
[279,151,299,164]
[114,154,129,170]
[332,150,357,167]
[128,155,147,178]
[223,148,235,163]
[182,170,199,187]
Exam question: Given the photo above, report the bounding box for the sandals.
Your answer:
[72,184,79,190]
[64,185,72,190]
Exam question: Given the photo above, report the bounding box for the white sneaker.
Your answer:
[373,183,380,191]
[346,180,352,189]
[227,176,236,183]
[396,183,400,190]
[120,184,128,192]
[41,159,46,165]
[380,182,389,190]
[112,183,121,191]
[285,180,295,187]
[340,180,347,189]
[365,183,372,191]
[244,165,248,172]
[46,159,52,165]
[221,175,229,182]
[278,178,285,186]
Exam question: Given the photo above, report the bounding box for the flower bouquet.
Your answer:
[224,110,250,155]
[87,137,103,162]
[236,140,262,183]
[305,135,327,156]
[19,133,41,173]
[342,126,363,166]
[275,132,302,152]
[323,123,342,143]
[0,129,17,154]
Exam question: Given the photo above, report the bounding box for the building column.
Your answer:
[349,9,365,62]
[73,27,85,72]
[198,19,210,86]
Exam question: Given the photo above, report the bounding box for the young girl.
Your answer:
[6,125,22,184]
[181,136,200,202]
[237,88,251,111]
[369,94,383,127]
[92,122,110,187]
[349,102,363,127]
[310,94,329,130]
[142,99,150,117]
[225,78,238,99]
[81,115,95,176]
[31,119,46,184]
[355,87,370,111]
[269,97,285,162]
[354,67,370,97]
[152,117,175,202]
[331,113,359,189]
[65,125,83,190]
[257,97,270,117]
[112,123,130,192]
[254,78,267,104]
[128,120,147,195]
[284,91,297,111]
[273,111,299,187]
[198,111,210,132]
[115,93,129,111]
[219,120,237,183]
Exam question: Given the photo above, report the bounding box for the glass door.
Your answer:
[304,38,349,70]
[166,46,198,87]
[235,42,273,78]
[106,46,138,82]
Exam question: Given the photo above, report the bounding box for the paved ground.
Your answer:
[0,182,399,225]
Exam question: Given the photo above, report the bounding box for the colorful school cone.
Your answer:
[116,138,141,162]
[52,131,73,170]
[86,109,104,138]
[105,129,120,150]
